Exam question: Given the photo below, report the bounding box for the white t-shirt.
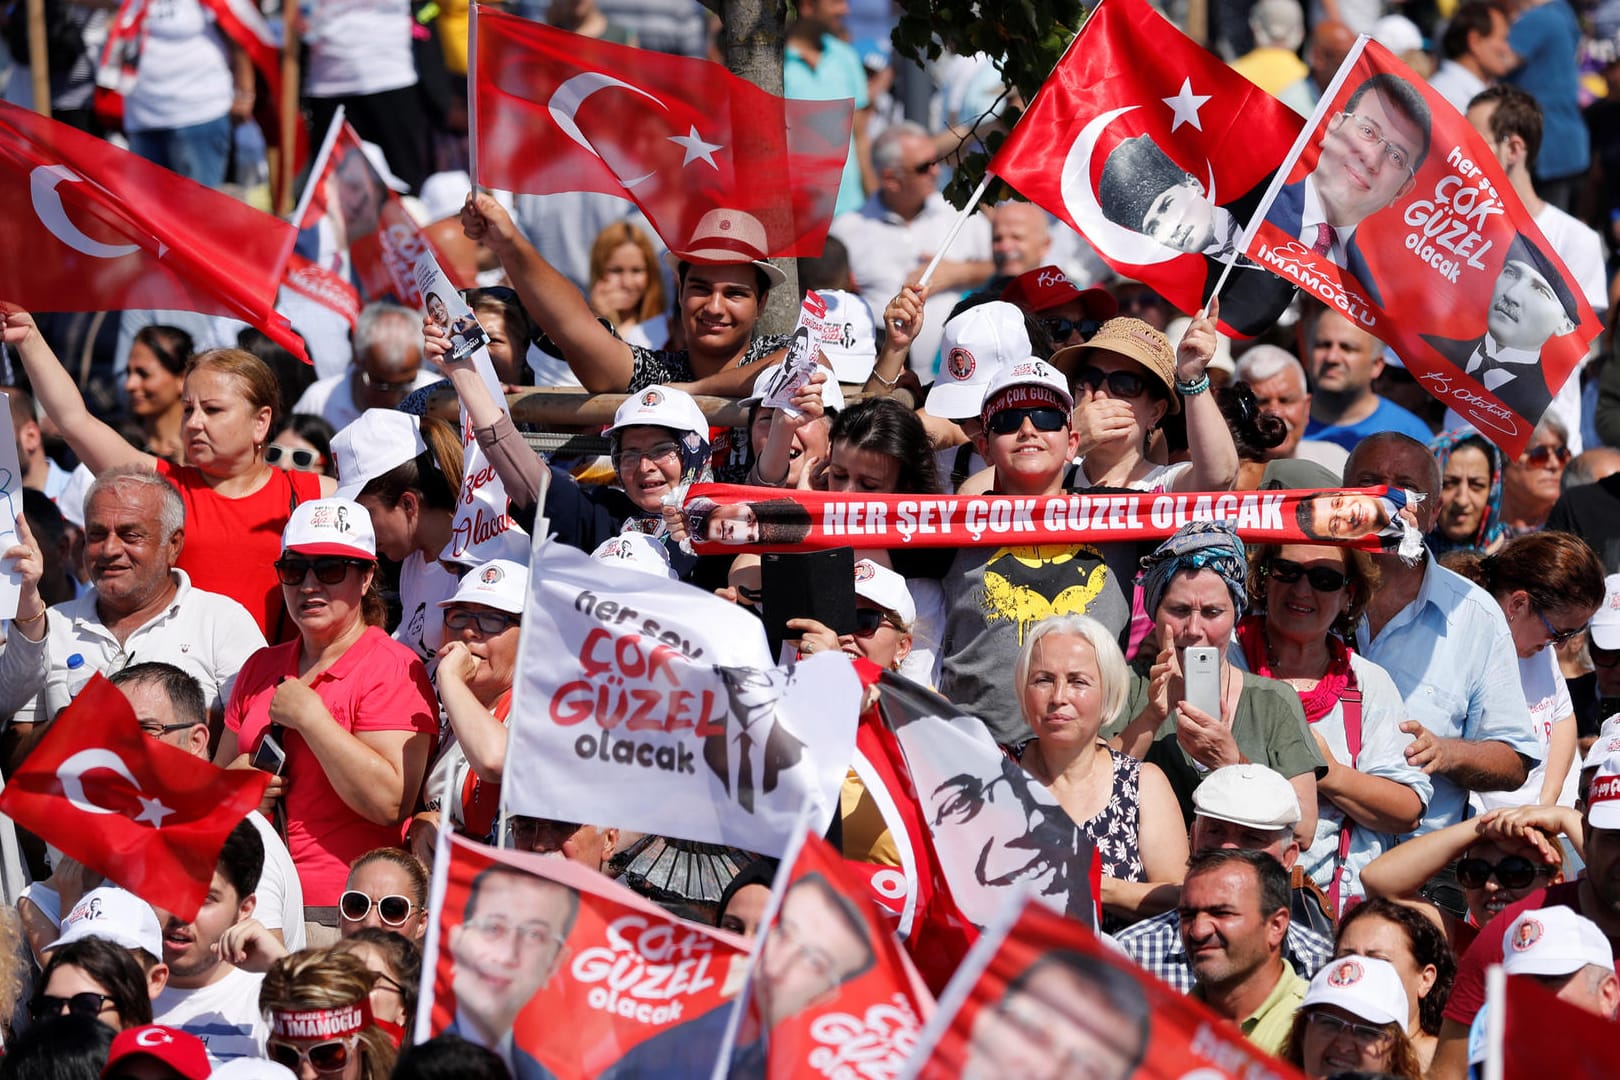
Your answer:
[304,0,417,98]
[126,0,232,133]
[394,552,458,662]
[154,967,268,1065]
[1473,646,1577,812]
[247,811,306,952]
[292,368,442,431]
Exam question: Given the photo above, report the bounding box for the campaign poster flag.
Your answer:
[0,402,22,617]
[1238,38,1603,455]
[988,0,1304,338]
[424,834,750,1079]
[760,292,830,415]
[695,829,930,1080]
[505,538,863,856]
[903,896,1307,1080]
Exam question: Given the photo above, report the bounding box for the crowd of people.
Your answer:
[1,0,1620,1077]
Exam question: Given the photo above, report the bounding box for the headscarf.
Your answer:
[1426,429,1504,555]
[1137,519,1250,619]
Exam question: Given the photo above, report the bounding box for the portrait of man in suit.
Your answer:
[1420,234,1579,423]
[705,666,806,814]
[1263,72,1433,307]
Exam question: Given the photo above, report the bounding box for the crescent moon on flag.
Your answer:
[547,72,668,190]
[30,166,140,260]
[1059,107,1214,268]
[56,748,141,816]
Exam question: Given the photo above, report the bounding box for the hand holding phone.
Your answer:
[1181,646,1222,722]
[250,731,287,776]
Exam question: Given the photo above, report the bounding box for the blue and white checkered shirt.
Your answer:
[1115,910,1333,994]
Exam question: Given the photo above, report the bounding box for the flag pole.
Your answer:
[277,0,300,215]
[25,0,48,117]
[411,765,458,1045]
[912,171,993,294]
[466,2,480,191]
[1483,963,1505,1080]
[289,105,346,228]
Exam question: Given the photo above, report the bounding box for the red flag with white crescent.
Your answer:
[0,675,269,922]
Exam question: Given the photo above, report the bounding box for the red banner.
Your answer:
[988,0,1303,338]
[909,897,1306,1080]
[679,484,1414,555]
[1501,971,1620,1077]
[1239,39,1603,456]
[426,835,750,1079]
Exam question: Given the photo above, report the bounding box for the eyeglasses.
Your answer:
[339,890,416,926]
[140,721,198,738]
[443,608,520,635]
[462,916,565,952]
[1522,444,1572,469]
[1537,608,1582,647]
[1266,557,1351,593]
[1072,365,1149,400]
[275,557,369,586]
[510,817,582,851]
[611,441,682,471]
[264,444,325,472]
[853,608,904,637]
[909,158,938,175]
[30,991,114,1022]
[1306,1010,1394,1048]
[1592,645,1620,669]
[268,1036,358,1074]
[985,406,1069,436]
[1337,112,1415,177]
[1456,855,1551,890]
[1042,316,1102,342]
[358,370,417,394]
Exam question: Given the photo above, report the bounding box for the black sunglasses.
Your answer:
[986,406,1070,436]
[1267,557,1350,593]
[1456,855,1549,891]
[275,556,369,586]
[339,890,415,926]
[852,608,902,637]
[264,444,324,471]
[443,608,520,635]
[1042,316,1103,342]
[1072,365,1149,400]
[30,991,113,1022]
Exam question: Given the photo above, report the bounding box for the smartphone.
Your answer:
[251,730,287,776]
[1182,646,1222,721]
[761,548,856,657]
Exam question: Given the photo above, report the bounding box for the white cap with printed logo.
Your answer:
[1501,907,1614,977]
[853,559,915,624]
[438,558,529,615]
[1589,573,1620,651]
[1301,956,1409,1027]
[924,302,1032,420]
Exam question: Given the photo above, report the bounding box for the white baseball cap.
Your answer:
[1193,763,1303,829]
[853,559,915,624]
[817,290,878,383]
[924,302,1032,420]
[281,498,376,560]
[741,364,846,412]
[591,533,678,580]
[1588,752,1620,830]
[46,886,163,958]
[980,357,1075,418]
[1501,907,1614,977]
[1302,955,1410,1028]
[437,558,528,615]
[332,410,428,500]
[1589,573,1620,651]
[608,385,710,443]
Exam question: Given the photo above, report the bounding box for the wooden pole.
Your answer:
[25,0,49,117]
[277,0,300,215]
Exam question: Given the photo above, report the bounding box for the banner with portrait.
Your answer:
[422,835,751,1079]
[677,484,1421,557]
[505,538,863,857]
[902,896,1306,1080]
[1237,38,1603,456]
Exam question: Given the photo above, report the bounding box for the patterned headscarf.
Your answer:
[1426,429,1504,555]
[1137,519,1250,619]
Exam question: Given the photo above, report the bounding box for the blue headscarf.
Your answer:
[1137,519,1250,619]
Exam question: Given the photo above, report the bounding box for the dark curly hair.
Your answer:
[1337,898,1456,1037]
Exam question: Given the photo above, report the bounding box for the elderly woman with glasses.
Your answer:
[1498,415,1571,537]
[261,947,397,1080]
[216,499,437,918]
[1109,521,1325,845]
[1238,540,1428,911]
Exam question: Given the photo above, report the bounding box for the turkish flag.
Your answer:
[989,0,1304,338]
[0,675,269,921]
[0,101,307,361]
[475,8,853,255]
[1502,971,1620,1076]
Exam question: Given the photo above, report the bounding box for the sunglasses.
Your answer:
[853,608,903,637]
[1072,365,1149,400]
[443,608,520,635]
[1522,444,1572,468]
[1591,645,1620,669]
[1536,608,1582,647]
[264,444,325,472]
[30,991,113,1022]
[985,406,1069,436]
[339,890,415,926]
[909,158,938,175]
[1456,855,1550,890]
[268,1036,357,1074]
[1042,316,1103,342]
[1267,557,1350,593]
[275,556,369,586]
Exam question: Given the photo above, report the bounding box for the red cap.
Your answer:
[102,1026,211,1080]
[1001,266,1119,320]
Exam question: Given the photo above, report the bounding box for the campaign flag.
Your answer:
[475,10,852,255]
[1237,38,1603,456]
[505,537,862,856]
[988,0,1303,338]
[677,483,1422,556]
[903,895,1307,1080]
[702,828,931,1079]
[0,675,269,921]
[1499,969,1620,1077]
[280,251,361,330]
[0,101,307,360]
[423,834,750,1079]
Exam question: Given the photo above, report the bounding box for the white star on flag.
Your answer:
[668,126,724,169]
[134,794,174,829]
[1162,78,1212,132]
